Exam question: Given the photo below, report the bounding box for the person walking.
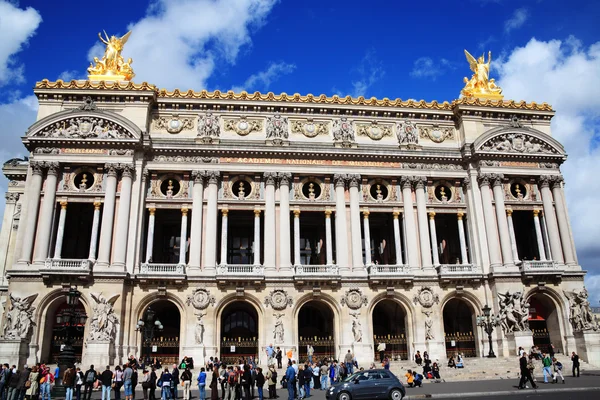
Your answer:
[83,366,97,400]
[64,367,76,400]
[209,367,218,400]
[551,357,565,384]
[285,362,295,400]
[100,366,113,400]
[542,353,552,383]
[518,354,537,389]
[196,368,206,400]
[571,352,580,377]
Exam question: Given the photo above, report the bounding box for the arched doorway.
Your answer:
[297,301,335,362]
[42,299,87,364]
[443,298,476,358]
[372,300,408,361]
[139,301,181,366]
[220,302,259,364]
[528,294,562,353]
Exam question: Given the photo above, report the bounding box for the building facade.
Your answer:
[0,78,599,368]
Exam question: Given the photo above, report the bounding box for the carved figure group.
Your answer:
[332,117,355,146]
[87,31,135,80]
[460,50,502,98]
[197,113,221,140]
[497,291,530,333]
[37,117,125,140]
[3,294,38,340]
[266,113,289,139]
[565,288,599,331]
[396,120,419,146]
[87,293,120,342]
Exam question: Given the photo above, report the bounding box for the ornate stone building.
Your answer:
[0,78,599,368]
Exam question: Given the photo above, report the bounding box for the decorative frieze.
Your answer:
[153,114,194,134]
[290,119,328,137]
[356,121,392,140]
[333,117,356,147]
[420,125,454,143]
[197,112,220,143]
[224,116,263,136]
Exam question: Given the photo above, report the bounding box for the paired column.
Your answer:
[263,172,277,270]
[219,208,228,265]
[278,173,292,270]
[96,164,119,268]
[333,174,349,269]
[400,177,419,269]
[478,175,503,268]
[145,207,156,263]
[414,177,433,268]
[254,209,262,266]
[293,209,301,266]
[202,171,220,271]
[52,201,68,259]
[19,162,44,264]
[325,209,333,265]
[179,207,188,265]
[491,175,514,267]
[428,211,440,265]
[457,213,469,264]
[112,165,134,269]
[362,210,372,266]
[532,209,547,261]
[551,177,576,265]
[88,201,102,261]
[189,170,206,270]
[348,174,363,269]
[539,176,564,263]
[33,162,60,264]
[392,211,403,265]
[505,209,520,263]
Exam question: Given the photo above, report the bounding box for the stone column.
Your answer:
[19,162,44,264]
[325,209,333,265]
[203,171,220,271]
[414,177,433,268]
[293,209,301,266]
[392,210,403,264]
[428,211,440,265]
[88,201,102,261]
[33,162,60,264]
[348,174,363,269]
[551,177,576,265]
[263,172,277,271]
[478,175,502,268]
[278,173,292,270]
[532,209,547,261]
[112,165,134,270]
[96,164,119,268]
[400,177,419,269]
[491,175,514,267]
[539,214,552,261]
[179,207,188,265]
[254,209,262,266]
[220,208,228,265]
[539,176,564,263]
[362,210,372,266]
[457,212,469,264]
[145,207,156,263]
[52,200,68,259]
[506,209,520,263]
[189,170,206,271]
[333,174,349,269]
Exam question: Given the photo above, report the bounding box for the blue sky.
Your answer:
[1,0,600,300]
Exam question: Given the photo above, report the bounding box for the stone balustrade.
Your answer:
[294,264,339,276]
[139,263,186,275]
[216,264,265,276]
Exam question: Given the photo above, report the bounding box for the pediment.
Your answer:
[473,126,565,157]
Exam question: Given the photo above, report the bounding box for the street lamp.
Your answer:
[476,304,499,358]
[136,307,163,367]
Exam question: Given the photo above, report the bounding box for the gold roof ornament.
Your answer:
[87,31,135,81]
[460,50,503,100]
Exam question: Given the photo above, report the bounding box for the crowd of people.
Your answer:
[517,344,581,389]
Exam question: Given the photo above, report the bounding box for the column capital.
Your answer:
[428,211,436,219]
[94,201,102,210]
[539,174,563,189]
[206,170,221,185]
[412,176,427,190]
[104,163,120,177]
[392,210,400,219]
[363,209,370,218]
[263,171,278,185]
[192,170,208,184]
[221,208,229,216]
[46,162,60,176]
[324,208,332,217]
[462,176,471,189]
[478,173,504,187]
[60,200,68,209]
[30,161,45,176]
[533,209,541,217]
[142,168,149,182]
[121,164,135,178]
[181,207,189,216]
[400,176,413,190]
[538,175,551,188]
[4,192,19,204]
[333,173,347,188]
[149,207,156,216]
[347,174,361,188]
[254,208,262,217]
[293,208,301,217]
[505,209,513,217]
[457,212,464,220]
[277,172,292,186]
[551,175,565,189]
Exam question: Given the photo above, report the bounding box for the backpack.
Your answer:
[227,372,236,386]
[557,362,563,370]
[271,371,277,381]
[86,371,95,383]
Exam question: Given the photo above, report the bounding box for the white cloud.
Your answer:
[496,37,600,300]
[350,50,385,98]
[58,70,82,82]
[231,61,296,93]
[504,8,528,34]
[0,1,42,86]
[86,0,280,90]
[410,57,453,80]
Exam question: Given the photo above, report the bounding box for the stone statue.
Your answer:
[88,293,120,342]
[396,120,419,147]
[461,50,503,99]
[565,288,599,331]
[266,113,289,140]
[350,312,363,343]
[332,117,355,147]
[273,313,285,343]
[194,312,206,345]
[2,294,38,340]
[197,113,221,142]
[423,310,434,340]
[497,291,530,333]
[87,31,135,80]
[238,181,246,199]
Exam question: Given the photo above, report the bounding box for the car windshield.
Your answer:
[342,371,375,382]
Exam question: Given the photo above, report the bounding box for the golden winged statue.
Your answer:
[460,50,503,100]
[87,31,135,81]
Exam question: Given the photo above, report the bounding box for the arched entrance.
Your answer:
[372,300,408,361]
[443,298,476,358]
[41,299,87,364]
[298,301,335,362]
[139,301,181,366]
[528,294,562,353]
[220,302,259,364]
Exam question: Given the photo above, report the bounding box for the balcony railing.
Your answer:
[368,264,411,276]
[521,260,558,271]
[295,264,339,275]
[216,264,265,276]
[44,258,92,270]
[139,263,186,275]
[437,264,483,279]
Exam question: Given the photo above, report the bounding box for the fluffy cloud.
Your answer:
[350,50,385,98]
[496,37,600,303]
[504,8,528,34]
[231,61,296,93]
[87,0,280,90]
[0,1,42,86]
[410,57,453,80]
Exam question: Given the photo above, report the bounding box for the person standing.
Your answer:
[26,366,39,400]
[63,367,76,400]
[16,365,30,400]
[141,370,150,400]
[39,368,53,400]
[542,353,552,383]
[319,362,328,391]
[377,343,386,364]
[241,365,251,400]
[100,366,114,400]
[180,368,191,400]
[7,368,20,400]
[311,362,320,390]
[266,366,276,400]
[518,354,537,389]
[344,351,354,375]
[123,364,134,400]
[196,368,206,400]
[74,367,84,400]
[149,368,157,400]
[159,368,172,400]
[303,364,312,398]
[571,352,580,377]
[224,366,237,400]
[218,365,227,400]
[548,343,555,358]
[132,367,139,400]
[83,366,97,400]
[255,368,265,400]
[266,344,275,367]
[275,348,283,370]
[285,363,295,400]
[113,366,123,400]
[297,365,305,400]
[306,345,314,364]
[170,365,179,400]
[209,367,218,400]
